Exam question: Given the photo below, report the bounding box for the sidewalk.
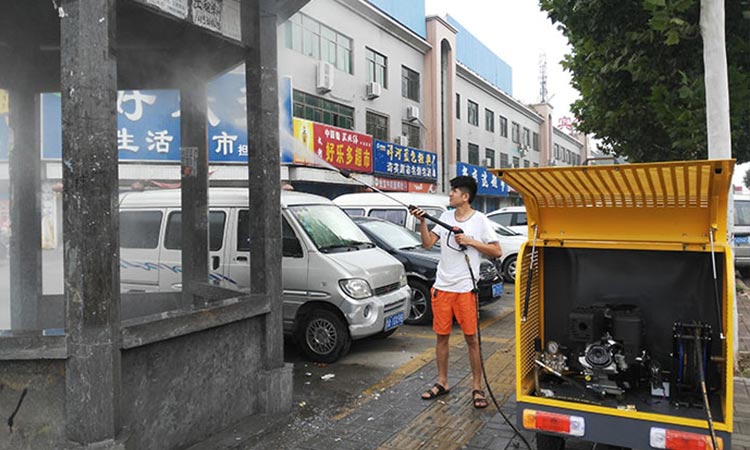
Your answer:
[189,283,750,450]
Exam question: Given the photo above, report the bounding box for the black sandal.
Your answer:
[421,383,450,400]
[472,389,488,409]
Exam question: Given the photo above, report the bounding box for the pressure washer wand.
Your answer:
[337,169,465,239]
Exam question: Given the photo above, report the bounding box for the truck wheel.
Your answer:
[296,309,351,363]
[405,279,432,325]
[502,255,517,283]
[536,433,565,450]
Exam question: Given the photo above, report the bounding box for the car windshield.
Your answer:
[736,200,750,226]
[492,223,521,236]
[288,204,374,252]
[358,219,422,250]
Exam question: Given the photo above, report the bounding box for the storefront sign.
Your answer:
[456,162,508,197]
[373,140,437,181]
[312,123,373,173]
[408,181,437,193]
[374,177,408,192]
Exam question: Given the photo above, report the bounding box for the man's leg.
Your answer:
[465,333,483,391]
[436,334,450,388]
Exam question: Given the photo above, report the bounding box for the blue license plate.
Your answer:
[385,312,404,331]
[492,282,503,298]
[736,236,750,246]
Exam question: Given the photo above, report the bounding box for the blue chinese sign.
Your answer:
[372,140,437,181]
[456,162,508,197]
[34,66,296,164]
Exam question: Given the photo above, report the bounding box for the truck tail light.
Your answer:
[650,427,723,450]
[522,409,585,437]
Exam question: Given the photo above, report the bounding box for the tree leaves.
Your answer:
[540,0,750,162]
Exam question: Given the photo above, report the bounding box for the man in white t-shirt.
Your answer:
[410,176,502,409]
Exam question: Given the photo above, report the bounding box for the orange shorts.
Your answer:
[431,288,478,336]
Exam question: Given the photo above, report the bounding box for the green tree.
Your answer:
[744,167,750,190]
[540,0,750,163]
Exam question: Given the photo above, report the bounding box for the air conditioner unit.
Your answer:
[366,81,381,99]
[406,105,420,121]
[316,61,334,93]
[395,135,409,146]
[484,158,493,168]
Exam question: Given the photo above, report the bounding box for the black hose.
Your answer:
[694,326,719,450]
[467,253,533,450]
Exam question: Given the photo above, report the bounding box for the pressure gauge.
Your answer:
[546,340,560,355]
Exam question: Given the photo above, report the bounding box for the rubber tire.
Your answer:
[405,279,433,325]
[536,433,565,450]
[502,255,517,283]
[296,309,351,363]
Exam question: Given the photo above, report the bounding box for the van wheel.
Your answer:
[405,279,432,325]
[296,309,351,363]
[502,255,517,283]
[536,433,565,450]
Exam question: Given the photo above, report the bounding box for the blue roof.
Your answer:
[366,0,426,38]
[446,15,513,95]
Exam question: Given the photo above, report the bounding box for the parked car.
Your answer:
[490,222,525,282]
[352,216,503,325]
[487,206,528,235]
[735,194,750,276]
[118,188,411,363]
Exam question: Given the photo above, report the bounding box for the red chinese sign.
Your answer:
[374,177,408,192]
[408,181,437,193]
[313,123,373,173]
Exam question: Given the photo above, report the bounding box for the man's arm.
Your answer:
[410,207,439,249]
[455,234,502,258]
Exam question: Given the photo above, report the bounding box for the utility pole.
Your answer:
[700,0,736,355]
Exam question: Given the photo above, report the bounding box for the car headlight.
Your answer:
[399,273,408,287]
[339,278,373,299]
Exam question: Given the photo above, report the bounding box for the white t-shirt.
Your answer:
[431,209,499,293]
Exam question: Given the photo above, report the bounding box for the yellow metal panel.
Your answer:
[492,160,734,245]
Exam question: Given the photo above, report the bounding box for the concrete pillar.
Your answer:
[60,0,121,444]
[8,60,42,330]
[180,80,209,308]
[243,0,283,368]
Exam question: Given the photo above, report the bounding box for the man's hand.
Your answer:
[409,206,426,222]
[454,233,474,247]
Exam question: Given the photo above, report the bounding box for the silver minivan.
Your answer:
[735,194,750,276]
[118,188,411,363]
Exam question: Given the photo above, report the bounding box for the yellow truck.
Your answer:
[494,160,734,450]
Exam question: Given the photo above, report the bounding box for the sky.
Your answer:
[425,0,578,126]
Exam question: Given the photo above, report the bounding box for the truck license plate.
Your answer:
[385,312,404,331]
[736,235,750,246]
[492,282,503,297]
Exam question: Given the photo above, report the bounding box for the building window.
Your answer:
[402,122,420,148]
[512,156,520,168]
[468,143,479,165]
[533,162,539,168]
[511,122,520,143]
[532,132,540,151]
[285,13,352,73]
[366,47,388,88]
[366,111,389,141]
[566,149,571,163]
[554,144,560,159]
[499,116,508,138]
[401,66,420,101]
[500,153,509,168]
[467,100,479,126]
[523,127,531,147]
[293,90,354,129]
[485,148,496,168]
[456,139,461,161]
[485,109,495,132]
[456,93,461,119]
[523,160,530,168]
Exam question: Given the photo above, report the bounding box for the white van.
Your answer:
[333,192,449,232]
[735,194,750,275]
[118,188,411,363]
